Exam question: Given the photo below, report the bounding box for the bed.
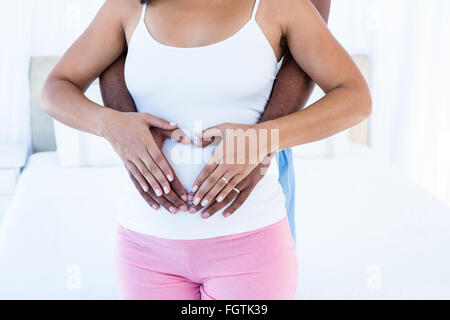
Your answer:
[1,146,449,299]
[0,152,122,299]
[294,145,450,299]
[0,56,449,299]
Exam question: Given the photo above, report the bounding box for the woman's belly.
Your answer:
[117,140,287,239]
[161,140,216,191]
[117,107,287,239]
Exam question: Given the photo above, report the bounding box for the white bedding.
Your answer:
[294,146,450,299]
[0,152,128,299]
[1,146,449,299]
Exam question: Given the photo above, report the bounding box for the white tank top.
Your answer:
[118,0,287,239]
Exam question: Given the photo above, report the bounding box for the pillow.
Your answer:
[53,82,122,167]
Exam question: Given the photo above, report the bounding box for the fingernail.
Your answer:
[188,194,194,202]
[180,205,188,212]
[152,205,159,210]
[201,199,209,207]
[155,189,162,197]
[189,208,197,214]
[192,185,198,193]
[202,212,210,218]
[167,174,174,182]
[143,185,149,192]
[194,197,201,205]
[163,186,170,194]
[181,195,188,201]
[224,212,231,217]
[169,207,177,214]
[217,196,223,202]
[169,121,177,126]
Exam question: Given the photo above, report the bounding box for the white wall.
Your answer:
[31,0,103,57]
[0,1,32,147]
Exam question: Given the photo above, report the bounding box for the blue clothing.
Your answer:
[276,148,296,243]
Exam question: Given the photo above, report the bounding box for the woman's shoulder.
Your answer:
[105,0,142,11]
[261,0,317,33]
[101,0,144,38]
[101,0,143,26]
[257,0,306,29]
[254,0,306,39]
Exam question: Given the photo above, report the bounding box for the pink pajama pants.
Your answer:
[116,217,297,300]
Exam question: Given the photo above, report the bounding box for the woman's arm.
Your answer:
[99,51,189,213]
[191,0,370,207]
[41,0,180,197]
[41,0,128,135]
[199,0,331,217]
[260,0,371,150]
[260,0,331,122]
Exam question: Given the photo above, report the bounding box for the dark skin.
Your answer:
[100,0,331,217]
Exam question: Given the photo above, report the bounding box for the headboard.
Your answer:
[29,55,371,153]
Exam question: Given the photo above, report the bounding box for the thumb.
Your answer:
[168,128,192,145]
[143,113,178,130]
[194,126,223,148]
[197,125,224,140]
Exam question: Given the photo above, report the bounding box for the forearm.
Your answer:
[259,0,331,123]
[99,51,137,112]
[260,83,372,151]
[41,78,111,137]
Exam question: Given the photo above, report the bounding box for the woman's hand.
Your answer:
[190,123,270,208]
[128,127,190,213]
[101,110,190,196]
[188,156,273,218]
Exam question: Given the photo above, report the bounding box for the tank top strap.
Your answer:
[141,3,148,23]
[251,0,261,20]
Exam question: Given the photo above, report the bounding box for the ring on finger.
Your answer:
[221,176,229,184]
[232,187,240,194]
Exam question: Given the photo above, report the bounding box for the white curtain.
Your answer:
[30,0,103,57]
[370,0,450,207]
[0,0,102,150]
[331,0,450,207]
[397,0,450,207]
[0,0,34,148]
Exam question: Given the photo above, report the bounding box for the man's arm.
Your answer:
[99,51,136,113]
